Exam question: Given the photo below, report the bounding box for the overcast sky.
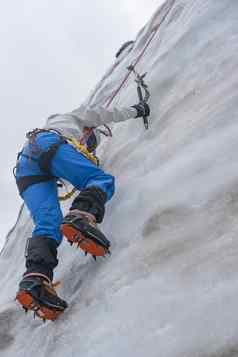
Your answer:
[0,0,165,248]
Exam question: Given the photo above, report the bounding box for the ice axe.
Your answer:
[127,65,150,130]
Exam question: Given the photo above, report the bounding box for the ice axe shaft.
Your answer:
[127,64,150,130]
[137,85,149,130]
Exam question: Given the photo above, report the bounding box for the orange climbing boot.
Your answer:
[16,273,67,321]
[61,210,111,259]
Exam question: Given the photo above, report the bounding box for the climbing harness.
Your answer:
[14,129,66,195]
[14,128,99,198]
[68,136,99,165]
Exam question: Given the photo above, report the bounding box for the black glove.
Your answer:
[131,101,150,118]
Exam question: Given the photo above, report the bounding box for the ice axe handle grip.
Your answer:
[137,86,149,130]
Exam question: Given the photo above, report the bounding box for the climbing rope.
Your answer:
[58,137,99,201]
[59,186,77,201]
[79,1,176,145]
[104,0,176,109]
[64,1,176,201]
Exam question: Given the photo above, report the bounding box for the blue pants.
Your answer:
[16,132,115,244]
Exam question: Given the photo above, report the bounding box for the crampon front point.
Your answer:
[16,291,63,321]
[61,218,111,259]
[16,276,67,322]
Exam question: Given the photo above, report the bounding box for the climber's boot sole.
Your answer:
[61,220,111,258]
[16,290,66,321]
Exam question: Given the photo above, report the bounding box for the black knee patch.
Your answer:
[70,187,107,223]
[24,236,58,281]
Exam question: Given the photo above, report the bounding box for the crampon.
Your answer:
[16,274,67,321]
[61,211,111,260]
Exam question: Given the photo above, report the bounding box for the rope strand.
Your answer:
[105,0,176,108]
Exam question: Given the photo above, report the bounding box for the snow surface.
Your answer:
[1,0,238,356]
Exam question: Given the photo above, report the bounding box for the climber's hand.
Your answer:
[131,101,150,118]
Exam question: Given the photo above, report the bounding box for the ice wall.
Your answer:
[1,1,238,356]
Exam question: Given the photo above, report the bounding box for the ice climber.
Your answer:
[15,101,150,320]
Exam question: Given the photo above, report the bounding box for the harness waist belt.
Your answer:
[15,131,66,195]
[16,175,54,195]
